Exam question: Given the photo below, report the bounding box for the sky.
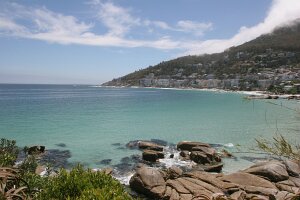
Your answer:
[1,0,300,84]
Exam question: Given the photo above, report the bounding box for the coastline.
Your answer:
[93,85,300,99]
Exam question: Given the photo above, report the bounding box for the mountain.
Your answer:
[102,20,300,93]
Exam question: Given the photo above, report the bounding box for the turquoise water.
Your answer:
[0,84,299,172]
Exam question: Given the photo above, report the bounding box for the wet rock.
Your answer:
[190,151,211,164]
[243,160,289,182]
[151,139,168,146]
[201,163,223,173]
[55,143,66,148]
[169,154,174,158]
[129,166,166,199]
[138,141,164,151]
[38,149,71,169]
[142,150,164,162]
[113,162,133,172]
[27,145,45,155]
[98,159,112,165]
[177,141,210,151]
[179,151,189,159]
[126,140,140,149]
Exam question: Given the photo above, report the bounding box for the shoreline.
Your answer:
[93,85,300,99]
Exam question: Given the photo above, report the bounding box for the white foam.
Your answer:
[224,143,234,148]
[114,172,135,185]
[159,147,196,169]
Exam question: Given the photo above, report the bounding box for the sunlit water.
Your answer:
[0,84,299,182]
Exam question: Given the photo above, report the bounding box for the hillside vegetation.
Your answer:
[103,20,300,93]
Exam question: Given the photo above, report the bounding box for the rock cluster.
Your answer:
[129,141,300,200]
[177,141,223,172]
[130,159,300,200]
[136,141,165,162]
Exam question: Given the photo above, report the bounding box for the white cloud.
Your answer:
[185,0,300,55]
[176,20,213,36]
[0,0,299,55]
[0,17,26,34]
[94,1,140,36]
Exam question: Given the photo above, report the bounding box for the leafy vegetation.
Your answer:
[36,165,132,200]
[0,138,134,200]
[0,138,19,167]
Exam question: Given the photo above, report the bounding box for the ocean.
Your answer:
[0,84,299,182]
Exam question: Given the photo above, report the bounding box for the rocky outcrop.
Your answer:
[142,150,164,162]
[27,145,45,155]
[177,141,210,151]
[177,141,223,172]
[243,160,289,182]
[129,159,300,200]
[138,141,164,151]
[129,166,166,199]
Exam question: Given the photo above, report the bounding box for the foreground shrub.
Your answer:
[0,167,29,200]
[0,138,19,167]
[36,165,133,200]
[256,134,300,161]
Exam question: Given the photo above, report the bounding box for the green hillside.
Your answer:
[102,20,300,93]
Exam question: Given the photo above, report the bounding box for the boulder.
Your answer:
[168,166,183,179]
[243,160,289,182]
[179,150,189,158]
[138,141,164,151]
[129,166,166,199]
[283,160,300,177]
[201,163,223,173]
[101,167,113,175]
[142,150,164,162]
[27,145,45,155]
[191,146,216,157]
[185,171,238,192]
[190,151,211,164]
[219,172,277,189]
[177,141,210,151]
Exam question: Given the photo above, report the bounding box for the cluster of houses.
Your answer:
[139,49,300,93]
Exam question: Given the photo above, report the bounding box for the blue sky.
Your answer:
[0,0,300,84]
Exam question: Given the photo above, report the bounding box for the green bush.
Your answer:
[36,165,133,200]
[0,138,19,167]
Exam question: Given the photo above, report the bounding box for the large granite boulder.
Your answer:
[177,141,210,151]
[190,151,211,164]
[129,166,166,199]
[142,150,164,162]
[283,160,300,177]
[167,166,183,179]
[219,172,277,189]
[129,161,300,200]
[138,141,164,151]
[243,160,289,182]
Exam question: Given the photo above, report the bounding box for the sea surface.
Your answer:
[0,84,299,182]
